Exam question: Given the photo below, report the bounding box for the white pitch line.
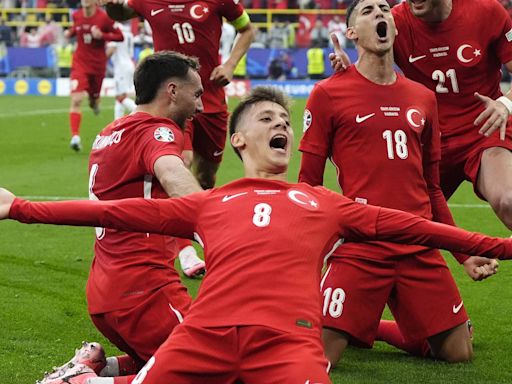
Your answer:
[17,195,493,208]
[0,106,114,118]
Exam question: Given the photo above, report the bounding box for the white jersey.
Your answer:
[109,26,135,72]
[220,21,236,64]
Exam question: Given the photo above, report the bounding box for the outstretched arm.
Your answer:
[374,207,512,260]
[2,189,203,239]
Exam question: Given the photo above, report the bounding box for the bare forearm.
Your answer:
[224,26,254,69]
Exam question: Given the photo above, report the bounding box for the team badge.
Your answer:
[506,28,512,42]
[189,3,209,20]
[456,42,482,67]
[287,189,319,211]
[405,107,426,132]
[154,127,175,142]
[303,109,312,132]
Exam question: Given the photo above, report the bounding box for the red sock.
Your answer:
[175,237,193,251]
[377,320,430,357]
[113,375,137,384]
[69,112,81,136]
[117,355,141,376]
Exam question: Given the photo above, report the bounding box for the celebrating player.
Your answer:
[300,0,500,367]
[2,87,512,383]
[66,0,123,151]
[100,0,254,190]
[35,51,204,384]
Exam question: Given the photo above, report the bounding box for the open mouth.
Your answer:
[269,134,288,153]
[376,21,388,40]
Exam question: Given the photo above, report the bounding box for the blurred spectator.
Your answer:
[133,19,152,46]
[20,26,41,47]
[137,41,153,62]
[56,32,73,77]
[268,20,288,48]
[285,20,296,48]
[327,15,346,48]
[39,15,62,46]
[268,0,288,9]
[307,41,325,79]
[310,19,329,48]
[268,50,296,80]
[250,27,267,48]
[0,17,14,47]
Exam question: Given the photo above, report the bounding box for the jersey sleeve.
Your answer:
[135,123,185,175]
[299,83,335,159]
[489,1,512,64]
[220,0,250,30]
[101,15,124,42]
[9,192,208,239]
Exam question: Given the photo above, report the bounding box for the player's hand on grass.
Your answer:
[329,33,351,72]
[463,256,499,281]
[0,188,15,220]
[474,92,509,141]
[210,63,234,87]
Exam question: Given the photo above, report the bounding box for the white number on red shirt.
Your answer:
[323,287,346,318]
[83,33,92,44]
[172,22,195,44]
[88,163,106,240]
[252,203,272,227]
[432,69,459,94]
[382,129,408,160]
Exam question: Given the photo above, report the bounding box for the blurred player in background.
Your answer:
[33,51,204,384]
[66,0,123,151]
[106,22,136,120]
[300,0,498,367]
[2,87,512,383]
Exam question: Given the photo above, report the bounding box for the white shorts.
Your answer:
[114,65,135,96]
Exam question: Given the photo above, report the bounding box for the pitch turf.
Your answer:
[0,95,511,383]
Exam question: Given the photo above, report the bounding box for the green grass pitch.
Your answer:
[0,95,511,383]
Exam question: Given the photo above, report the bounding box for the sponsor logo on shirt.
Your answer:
[355,112,375,123]
[452,301,463,314]
[408,54,426,63]
[429,46,449,58]
[150,8,164,16]
[190,3,209,20]
[153,127,175,142]
[405,107,425,132]
[380,106,400,117]
[303,108,312,132]
[287,189,319,210]
[456,42,482,67]
[169,4,185,13]
[92,129,126,150]
[222,192,248,202]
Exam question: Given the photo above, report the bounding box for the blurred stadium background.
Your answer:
[1,1,512,383]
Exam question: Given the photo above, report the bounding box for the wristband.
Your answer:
[497,96,512,114]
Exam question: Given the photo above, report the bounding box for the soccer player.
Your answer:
[2,87,512,383]
[37,51,204,384]
[299,0,499,367]
[66,0,123,151]
[106,22,136,120]
[100,0,255,190]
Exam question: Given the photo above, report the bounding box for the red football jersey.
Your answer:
[300,67,440,259]
[69,8,122,74]
[392,0,512,139]
[86,112,185,314]
[11,179,512,333]
[127,0,247,113]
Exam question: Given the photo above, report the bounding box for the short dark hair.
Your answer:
[346,0,364,27]
[134,51,200,105]
[229,86,291,160]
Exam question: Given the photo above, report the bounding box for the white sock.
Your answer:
[121,97,136,112]
[114,101,125,119]
[86,377,115,384]
[99,357,120,377]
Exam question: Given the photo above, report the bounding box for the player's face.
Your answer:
[80,0,95,8]
[234,101,293,173]
[348,0,396,55]
[406,0,443,19]
[173,70,204,129]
